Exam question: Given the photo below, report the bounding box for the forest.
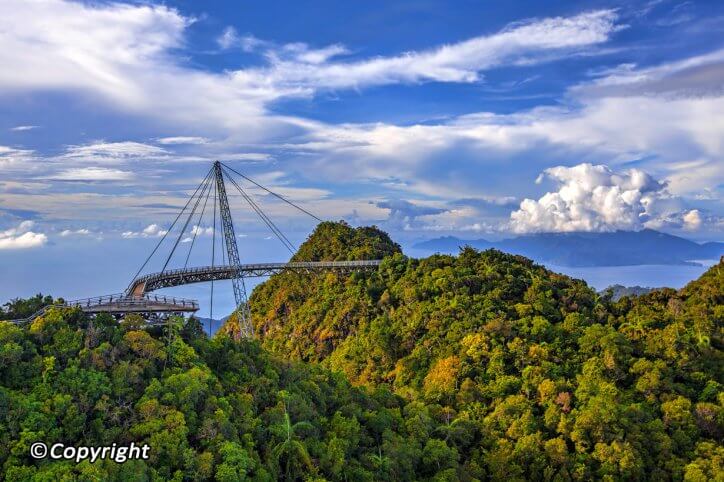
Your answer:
[1,221,722,481]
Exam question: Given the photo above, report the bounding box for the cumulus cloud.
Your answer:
[0,220,47,249]
[682,209,702,231]
[509,163,712,233]
[181,225,214,242]
[190,225,214,236]
[122,224,168,239]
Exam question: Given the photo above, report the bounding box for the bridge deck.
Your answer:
[68,294,199,313]
[9,294,199,324]
[8,260,382,324]
[127,259,382,297]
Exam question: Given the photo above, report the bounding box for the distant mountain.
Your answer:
[413,229,724,267]
[602,284,657,301]
[193,316,228,336]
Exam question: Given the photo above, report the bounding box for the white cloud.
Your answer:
[59,228,91,237]
[217,27,263,52]
[294,68,724,199]
[143,224,167,237]
[190,225,214,236]
[180,225,214,243]
[0,0,270,132]
[238,10,618,92]
[0,146,35,170]
[156,136,209,145]
[49,167,134,181]
[62,141,168,163]
[0,1,620,133]
[0,220,47,249]
[10,125,39,131]
[275,42,350,65]
[222,153,272,162]
[122,223,168,239]
[0,0,720,238]
[509,163,712,233]
[682,209,702,231]
[217,26,238,50]
[578,48,724,97]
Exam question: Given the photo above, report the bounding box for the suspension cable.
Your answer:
[210,179,217,322]
[222,167,296,254]
[161,173,214,273]
[223,167,294,249]
[130,167,214,283]
[220,162,322,222]
[222,166,296,252]
[184,176,213,269]
[224,169,294,252]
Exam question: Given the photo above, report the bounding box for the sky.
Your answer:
[0,0,722,313]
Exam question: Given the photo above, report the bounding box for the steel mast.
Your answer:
[213,161,254,338]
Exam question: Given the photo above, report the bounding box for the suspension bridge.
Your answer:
[11,162,382,337]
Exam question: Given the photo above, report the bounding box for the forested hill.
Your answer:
[1,222,722,481]
[245,221,723,479]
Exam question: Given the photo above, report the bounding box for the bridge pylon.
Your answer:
[212,161,253,339]
[114,160,381,338]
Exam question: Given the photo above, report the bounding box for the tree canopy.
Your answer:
[1,223,722,480]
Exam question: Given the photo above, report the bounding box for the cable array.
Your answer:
[126,161,323,337]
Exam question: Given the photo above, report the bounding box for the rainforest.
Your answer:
[1,222,722,481]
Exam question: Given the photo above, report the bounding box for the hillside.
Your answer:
[247,222,723,480]
[1,222,722,481]
[0,310,466,481]
[413,229,724,267]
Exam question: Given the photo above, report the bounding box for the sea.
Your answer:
[546,261,718,291]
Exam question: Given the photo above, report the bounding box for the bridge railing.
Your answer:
[7,294,200,324]
[126,259,384,297]
[134,260,382,280]
[64,293,199,310]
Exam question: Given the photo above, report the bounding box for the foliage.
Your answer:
[247,223,724,480]
[0,294,56,321]
[1,223,722,481]
[0,312,470,480]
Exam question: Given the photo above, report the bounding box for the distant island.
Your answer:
[602,284,656,301]
[413,229,723,267]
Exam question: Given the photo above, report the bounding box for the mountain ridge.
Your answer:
[413,228,723,267]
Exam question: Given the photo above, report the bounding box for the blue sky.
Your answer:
[0,0,722,313]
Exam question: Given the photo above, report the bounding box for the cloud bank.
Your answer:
[509,164,706,233]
